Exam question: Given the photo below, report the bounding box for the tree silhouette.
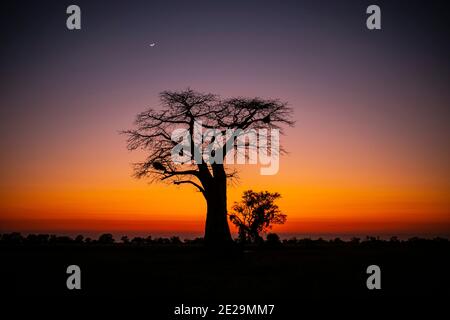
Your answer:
[123,89,293,245]
[75,235,84,243]
[229,190,287,243]
[98,233,115,244]
[266,233,281,245]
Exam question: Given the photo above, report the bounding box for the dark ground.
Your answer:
[1,240,449,316]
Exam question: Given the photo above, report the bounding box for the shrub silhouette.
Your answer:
[170,236,182,245]
[1,232,24,244]
[131,237,145,246]
[266,233,281,245]
[98,233,115,244]
[26,234,50,244]
[121,235,130,244]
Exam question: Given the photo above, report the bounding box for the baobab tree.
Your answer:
[123,89,293,246]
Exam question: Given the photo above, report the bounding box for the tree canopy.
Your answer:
[229,190,287,243]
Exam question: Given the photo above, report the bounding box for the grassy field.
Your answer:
[1,240,448,301]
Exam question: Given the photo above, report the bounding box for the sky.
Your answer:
[0,0,449,239]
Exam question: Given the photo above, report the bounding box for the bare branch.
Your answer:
[174,180,206,195]
[123,89,294,192]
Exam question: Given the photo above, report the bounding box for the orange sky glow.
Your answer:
[1,1,449,239]
[1,120,448,238]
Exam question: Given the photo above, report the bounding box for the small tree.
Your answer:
[229,190,286,243]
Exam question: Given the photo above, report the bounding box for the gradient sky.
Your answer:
[1,0,449,239]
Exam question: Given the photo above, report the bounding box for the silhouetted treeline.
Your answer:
[0,232,448,247]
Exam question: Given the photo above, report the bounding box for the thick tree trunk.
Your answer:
[204,177,233,246]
